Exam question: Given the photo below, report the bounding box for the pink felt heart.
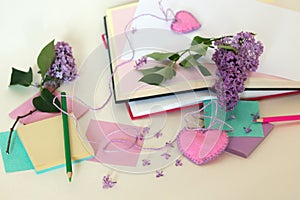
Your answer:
[177,129,228,165]
[171,11,201,33]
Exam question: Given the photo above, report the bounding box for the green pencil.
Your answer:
[61,92,72,182]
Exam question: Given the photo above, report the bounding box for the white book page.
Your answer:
[132,0,300,81]
[128,90,296,117]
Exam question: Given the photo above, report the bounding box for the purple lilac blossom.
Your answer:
[155,171,164,178]
[142,127,150,134]
[134,56,147,70]
[212,32,264,111]
[102,175,116,189]
[175,159,183,167]
[251,112,260,121]
[154,131,163,138]
[161,152,171,160]
[142,159,151,166]
[165,141,174,148]
[243,125,252,134]
[44,41,77,87]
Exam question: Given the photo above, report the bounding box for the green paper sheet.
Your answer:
[0,131,34,173]
[204,100,264,137]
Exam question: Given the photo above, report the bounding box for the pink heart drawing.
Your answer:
[177,129,229,165]
[171,11,201,33]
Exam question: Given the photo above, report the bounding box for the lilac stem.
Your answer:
[6,109,37,154]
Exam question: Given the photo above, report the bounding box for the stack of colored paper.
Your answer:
[0,115,93,174]
[204,100,274,158]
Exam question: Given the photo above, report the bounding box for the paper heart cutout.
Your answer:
[171,11,201,33]
[177,129,228,165]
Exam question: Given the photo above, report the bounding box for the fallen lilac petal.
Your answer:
[156,171,164,178]
[161,152,171,160]
[175,159,183,167]
[165,141,174,148]
[102,175,116,189]
[251,112,260,121]
[142,159,151,166]
[243,125,252,134]
[154,131,163,138]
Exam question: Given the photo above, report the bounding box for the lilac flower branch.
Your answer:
[136,31,263,111]
[6,40,78,154]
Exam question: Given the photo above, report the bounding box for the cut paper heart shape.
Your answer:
[177,129,229,165]
[171,11,201,33]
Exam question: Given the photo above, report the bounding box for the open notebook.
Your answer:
[17,115,93,174]
[105,2,300,103]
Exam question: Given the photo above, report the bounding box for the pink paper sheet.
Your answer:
[86,120,144,167]
[9,92,88,124]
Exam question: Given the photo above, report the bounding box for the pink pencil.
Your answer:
[256,114,300,123]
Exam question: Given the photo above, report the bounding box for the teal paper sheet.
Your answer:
[204,100,264,137]
[0,131,34,172]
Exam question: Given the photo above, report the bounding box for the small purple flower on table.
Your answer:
[156,171,164,178]
[175,159,183,167]
[251,112,260,122]
[142,127,150,134]
[102,175,116,189]
[142,159,151,166]
[154,131,163,138]
[165,141,174,148]
[243,125,252,134]
[161,152,171,160]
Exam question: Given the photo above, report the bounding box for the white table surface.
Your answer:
[0,0,300,199]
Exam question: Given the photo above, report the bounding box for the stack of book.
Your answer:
[102,0,300,159]
[104,2,300,119]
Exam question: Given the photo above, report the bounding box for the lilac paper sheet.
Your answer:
[226,123,274,158]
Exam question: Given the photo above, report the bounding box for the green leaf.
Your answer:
[168,53,180,62]
[32,88,61,113]
[139,74,165,86]
[138,66,176,85]
[190,43,208,56]
[191,36,212,46]
[9,67,33,87]
[37,39,56,78]
[179,54,202,68]
[217,45,238,54]
[196,63,211,76]
[146,52,177,61]
[139,66,165,76]
[154,66,175,80]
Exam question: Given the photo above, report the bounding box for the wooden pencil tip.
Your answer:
[67,172,72,182]
[255,118,263,123]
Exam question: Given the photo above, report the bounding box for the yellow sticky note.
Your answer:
[17,115,93,173]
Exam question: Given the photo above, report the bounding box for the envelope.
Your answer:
[86,120,144,166]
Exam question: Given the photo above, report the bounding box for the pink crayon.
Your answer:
[256,114,300,123]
